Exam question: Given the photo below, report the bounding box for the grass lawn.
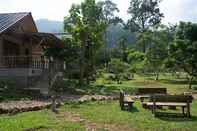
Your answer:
[1,100,197,131]
[0,110,85,131]
[0,74,197,131]
[69,73,195,95]
[63,100,197,131]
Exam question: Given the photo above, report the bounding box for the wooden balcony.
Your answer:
[0,55,49,69]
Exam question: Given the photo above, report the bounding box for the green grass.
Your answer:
[63,100,197,131]
[0,110,85,131]
[0,73,197,130]
[1,100,197,131]
[64,73,195,95]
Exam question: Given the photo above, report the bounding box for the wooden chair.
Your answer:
[119,90,134,110]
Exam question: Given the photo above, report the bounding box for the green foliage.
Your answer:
[169,22,197,87]
[110,59,131,83]
[192,85,197,90]
[127,0,164,31]
[64,0,108,85]
[127,50,145,72]
[0,78,15,89]
[97,0,120,22]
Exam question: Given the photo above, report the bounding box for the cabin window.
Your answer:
[3,40,19,56]
[25,48,29,56]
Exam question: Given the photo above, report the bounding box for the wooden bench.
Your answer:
[149,95,193,118]
[119,90,134,110]
[136,88,167,102]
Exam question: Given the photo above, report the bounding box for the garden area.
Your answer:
[1,74,197,131]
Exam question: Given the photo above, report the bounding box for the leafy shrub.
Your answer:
[0,78,16,90]
[192,85,197,90]
[109,59,131,84]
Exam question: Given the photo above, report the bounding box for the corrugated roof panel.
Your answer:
[0,12,29,33]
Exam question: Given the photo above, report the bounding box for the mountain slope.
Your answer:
[106,24,135,48]
[35,19,63,33]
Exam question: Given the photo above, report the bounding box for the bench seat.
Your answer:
[146,102,187,107]
[124,96,134,103]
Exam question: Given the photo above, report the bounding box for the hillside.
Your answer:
[35,19,135,47]
[106,24,135,48]
[35,19,63,33]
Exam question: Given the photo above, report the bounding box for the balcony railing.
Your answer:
[0,56,49,69]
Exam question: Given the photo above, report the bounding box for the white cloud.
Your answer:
[160,0,197,24]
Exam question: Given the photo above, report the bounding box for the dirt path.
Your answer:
[56,111,132,131]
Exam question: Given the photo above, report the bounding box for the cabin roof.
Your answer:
[0,12,30,33]
[0,12,64,48]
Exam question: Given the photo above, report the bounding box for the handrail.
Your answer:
[0,55,49,69]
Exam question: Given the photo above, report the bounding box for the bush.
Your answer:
[109,59,131,84]
[192,85,197,90]
[0,78,16,90]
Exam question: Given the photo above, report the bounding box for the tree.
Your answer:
[127,0,163,52]
[145,25,168,80]
[97,0,121,67]
[117,37,128,62]
[110,59,131,84]
[127,50,145,73]
[64,0,106,85]
[97,0,119,22]
[169,22,197,89]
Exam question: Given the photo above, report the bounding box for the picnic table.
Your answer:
[149,95,193,117]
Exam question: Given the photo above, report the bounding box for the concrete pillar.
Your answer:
[0,37,3,67]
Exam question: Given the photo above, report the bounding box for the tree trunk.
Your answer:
[142,20,146,53]
[104,31,108,69]
[79,46,85,86]
[155,71,159,81]
[51,95,58,113]
[79,32,87,86]
[188,76,194,89]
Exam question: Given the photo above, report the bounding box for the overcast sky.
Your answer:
[0,0,197,24]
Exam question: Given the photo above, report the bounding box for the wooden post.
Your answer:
[41,55,44,69]
[119,90,125,110]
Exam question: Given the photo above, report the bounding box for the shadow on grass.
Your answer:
[159,79,197,85]
[122,106,139,113]
[155,112,197,122]
[23,125,49,131]
[63,79,138,95]
[129,106,139,113]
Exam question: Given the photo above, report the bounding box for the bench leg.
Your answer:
[152,104,156,115]
[128,102,132,110]
[182,107,185,116]
[120,102,124,110]
[187,103,191,118]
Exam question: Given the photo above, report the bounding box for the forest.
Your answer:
[48,0,197,89]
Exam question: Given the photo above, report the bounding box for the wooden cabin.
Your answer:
[0,12,64,93]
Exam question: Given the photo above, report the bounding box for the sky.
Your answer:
[0,0,197,24]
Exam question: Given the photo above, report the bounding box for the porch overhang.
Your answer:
[1,32,64,48]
